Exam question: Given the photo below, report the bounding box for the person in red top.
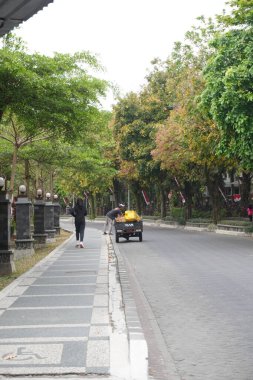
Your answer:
[247,204,253,222]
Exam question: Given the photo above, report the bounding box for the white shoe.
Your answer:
[80,242,84,248]
[75,241,79,247]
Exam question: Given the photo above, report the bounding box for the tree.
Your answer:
[219,0,253,27]
[0,111,50,194]
[50,110,116,217]
[0,34,108,140]
[111,89,171,216]
[152,17,235,222]
[201,1,253,171]
[0,34,114,201]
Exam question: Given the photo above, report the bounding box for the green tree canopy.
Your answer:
[201,1,253,170]
[0,34,108,140]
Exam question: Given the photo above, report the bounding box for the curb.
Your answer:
[109,236,148,380]
[143,219,253,238]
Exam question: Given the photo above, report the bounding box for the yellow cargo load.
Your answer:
[124,210,141,222]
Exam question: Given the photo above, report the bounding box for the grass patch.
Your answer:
[218,220,251,227]
[187,218,211,223]
[0,229,72,292]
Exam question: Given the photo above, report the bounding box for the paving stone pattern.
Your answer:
[0,229,110,376]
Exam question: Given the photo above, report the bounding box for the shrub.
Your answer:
[187,218,211,223]
[208,223,217,231]
[191,209,212,219]
[245,225,253,233]
[162,215,174,221]
[178,217,186,225]
[170,207,184,220]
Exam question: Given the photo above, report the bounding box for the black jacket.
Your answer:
[71,203,87,223]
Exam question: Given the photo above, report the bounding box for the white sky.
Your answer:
[15,0,228,109]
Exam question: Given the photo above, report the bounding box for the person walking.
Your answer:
[247,204,253,222]
[71,197,87,248]
[103,204,125,235]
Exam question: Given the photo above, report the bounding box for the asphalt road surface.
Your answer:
[112,225,253,380]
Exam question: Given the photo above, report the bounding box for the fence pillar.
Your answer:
[33,189,47,248]
[15,185,34,259]
[0,177,15,274]
[53,194,61,236]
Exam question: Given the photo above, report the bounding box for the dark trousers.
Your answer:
[75,220,85,242]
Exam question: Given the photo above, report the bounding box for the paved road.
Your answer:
[114,225,253,380]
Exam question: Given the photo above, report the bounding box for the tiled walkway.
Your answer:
[0,228,110,376]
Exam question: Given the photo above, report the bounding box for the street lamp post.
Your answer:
[53,194,61,235]
[127,185,131,210]
[0,177,15,274]
[44,192,56,242]
[15,185,34,259]
[33,189,47,248]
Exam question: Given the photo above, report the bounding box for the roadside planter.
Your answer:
[216,224,249,235]
[185,222,210,231]
[216,220,253,236]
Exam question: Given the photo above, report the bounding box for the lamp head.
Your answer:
[37,188,43,198]
[46,192,51,200]
[19,184,26,196]
[0,177,5,191]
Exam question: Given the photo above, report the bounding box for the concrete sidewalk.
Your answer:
[0,221,148,380]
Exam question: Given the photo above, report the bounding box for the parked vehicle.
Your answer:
[114,210,143,242]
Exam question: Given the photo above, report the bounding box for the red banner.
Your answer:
[142,190,150,205]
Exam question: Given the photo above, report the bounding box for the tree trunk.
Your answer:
[206,171,224,224]
[184,181,192,220]
[0,109,4,122]
[132,190,142,214]
[89,193,96,219]
[240,171,252,210]
[136,193,142,215]
[10,145,18,196]
[131,181,143,214]
[24,159,30,198]
[113,178,121,207]
[160,188,167,218]
[211,187,220,224]
[49,170,54,198]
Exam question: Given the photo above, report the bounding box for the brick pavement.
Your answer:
[0,222,148,380]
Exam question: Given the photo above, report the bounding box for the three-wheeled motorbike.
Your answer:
[114,210,143,243]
